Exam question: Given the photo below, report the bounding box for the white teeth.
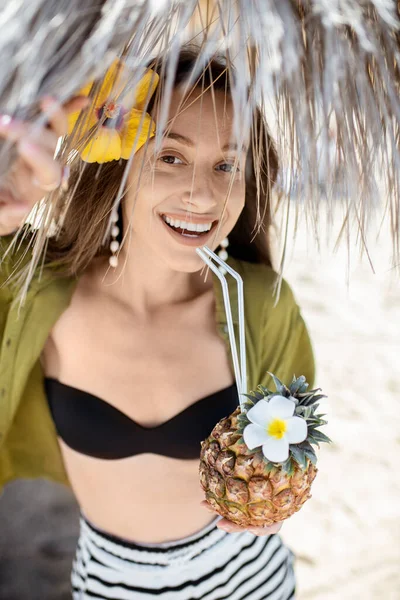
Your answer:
[162,215,213,232]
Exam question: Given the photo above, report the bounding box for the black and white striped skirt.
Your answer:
[71,511,296,600]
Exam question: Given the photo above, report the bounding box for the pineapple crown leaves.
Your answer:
[235,373,332,474]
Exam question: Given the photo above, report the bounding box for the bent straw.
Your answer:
[196,246,247,413]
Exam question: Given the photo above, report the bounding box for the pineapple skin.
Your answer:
[199,407,318,528]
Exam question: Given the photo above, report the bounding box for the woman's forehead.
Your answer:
[155,87,246,149]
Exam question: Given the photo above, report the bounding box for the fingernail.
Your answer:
[0,115,13,126]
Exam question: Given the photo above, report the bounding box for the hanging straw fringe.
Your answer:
[1,0,400,304]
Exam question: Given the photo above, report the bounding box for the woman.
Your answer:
[0,48,315,599]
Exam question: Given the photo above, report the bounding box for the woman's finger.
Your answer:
[0,197,31,236]
[17,139,62,190]
[40,96,70,139]
[40,95,89,137]
[217,518,283,536]
[40,95,90,139]
[0,95,89,153]
[199,500,217,513]
[0,116,60,153]
[62,95,90,115]
[216,518,241,532]
[248,522,283,536]
[199,500,284,537]
[200,501,282,536]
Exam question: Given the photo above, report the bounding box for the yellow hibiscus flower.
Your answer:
[68,59,159,163]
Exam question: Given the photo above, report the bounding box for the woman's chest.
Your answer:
[40,283,234,428]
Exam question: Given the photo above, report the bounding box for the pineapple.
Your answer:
[199,373,331,528]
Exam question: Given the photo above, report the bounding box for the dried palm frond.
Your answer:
[1,0,400,304]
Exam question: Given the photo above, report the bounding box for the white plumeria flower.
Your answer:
[243,395,308,463]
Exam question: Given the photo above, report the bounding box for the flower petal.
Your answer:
[80,128,121,163]
[71,72,111,115]
[267,395,295,419]
[261,438,289,463]
[243,423,269,450]
[67,110,97,137]
[246,400,271,427]
[120,109,156,159]
[67,109,82,136]
[286,416,308,444]
[80,77,97,97]
[98,58,128,105]
[74,59,128,113]
[134,69,160,109]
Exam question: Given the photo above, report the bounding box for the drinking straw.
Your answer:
[196,246,247,413]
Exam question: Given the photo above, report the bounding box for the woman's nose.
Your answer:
[181,179,218,211]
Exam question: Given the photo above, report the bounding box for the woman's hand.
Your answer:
[0,95,89,236]
[200,500,283,536]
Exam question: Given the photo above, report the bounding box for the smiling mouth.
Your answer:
[160,215,218,238]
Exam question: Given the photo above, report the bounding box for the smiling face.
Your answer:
[123,86,247,272]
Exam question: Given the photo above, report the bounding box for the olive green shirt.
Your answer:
[0,236,316,495]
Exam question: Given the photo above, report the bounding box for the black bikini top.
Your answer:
[45,377,238,460]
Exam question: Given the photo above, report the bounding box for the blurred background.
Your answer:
[1,192,399,600]
[274,197,400,600]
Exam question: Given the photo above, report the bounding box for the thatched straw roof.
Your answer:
[1,0,399,298]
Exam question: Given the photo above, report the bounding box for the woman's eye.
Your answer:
[159,155,184,165]
[217,163,240,173]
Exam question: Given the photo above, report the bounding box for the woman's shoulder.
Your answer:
[0,226,47,288]
[0,228,74,304]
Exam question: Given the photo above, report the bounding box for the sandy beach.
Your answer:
[0,200,399,599]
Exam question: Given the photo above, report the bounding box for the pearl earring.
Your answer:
[218,237,229,274]
[109,209,120,268]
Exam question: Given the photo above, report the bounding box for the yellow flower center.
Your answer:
[267,419,287,439]
[96,101,126,131]
[103,101,121,119]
